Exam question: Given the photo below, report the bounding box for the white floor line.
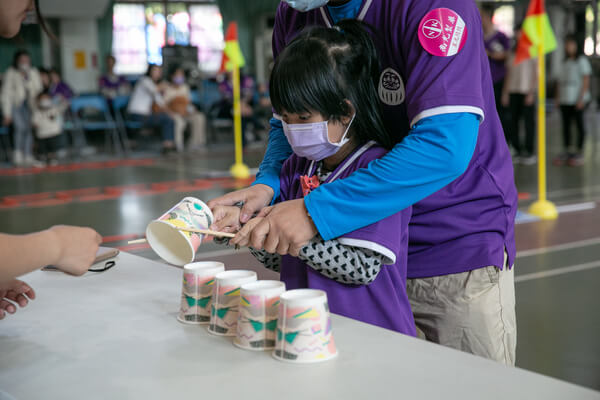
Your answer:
[554,201,596,213]
[196,248,250,259]
[515,260,600,282]
[516,236,600,258]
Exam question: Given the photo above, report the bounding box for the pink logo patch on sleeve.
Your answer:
[418,8,468,57]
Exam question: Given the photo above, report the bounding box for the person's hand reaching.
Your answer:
[208,184,274,227]
[0,279,35,320]
[48,226,102,275]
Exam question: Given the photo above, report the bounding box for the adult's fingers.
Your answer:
[239,197,268,224]
[256,205,274,218]
[207,190,247,209]
[289,243,304,258]
[232,218,263,247]
[249,219,271,250]
[276,239,290,257]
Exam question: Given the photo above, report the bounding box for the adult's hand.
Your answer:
[232,199,317,257]
[208,184,274,228]
[48,226,102,276]
[2,116,11,126]
[0,279,35,320]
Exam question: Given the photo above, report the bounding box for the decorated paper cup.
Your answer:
[177,261,225,325]
[273,289,338,363]
[146,197,213,266]
[208,270,257,336]
[234,280,286,351]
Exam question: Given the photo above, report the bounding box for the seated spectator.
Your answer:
[48,68,74,101]
[99,55,131,101]
[1,49,44,166]
[163,66,207,151]
[32,91,68,165]
[215,71,261,143]
[39,67,50,91]
[126,64,176,154]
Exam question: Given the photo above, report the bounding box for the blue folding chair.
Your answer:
[0,124,10,162]
[70,95,129,154]
[112,95,143,132]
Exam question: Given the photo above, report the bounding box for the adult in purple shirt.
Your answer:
[210,0,517,364]
[48,68,74,100]
[99,55,131,101]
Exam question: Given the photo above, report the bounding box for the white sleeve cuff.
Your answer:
[337,238,397,266]
[411,105,485,127]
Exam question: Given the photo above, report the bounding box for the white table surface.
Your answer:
[0,251,598,400]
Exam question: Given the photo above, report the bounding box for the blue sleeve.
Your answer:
[252,117,292,200]
[305,112,479,241]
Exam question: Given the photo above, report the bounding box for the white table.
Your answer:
[0,252,598,400]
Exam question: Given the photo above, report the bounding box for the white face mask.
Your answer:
[282,114,355,161]
[18,63,30,72]
[39,99,53,108]
[283,0,328,12]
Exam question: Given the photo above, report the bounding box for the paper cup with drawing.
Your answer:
[234,280,286,351]
[146,197,213,266]
[273,289,338,363]
[208,270,257,336]
[177,261,225,325]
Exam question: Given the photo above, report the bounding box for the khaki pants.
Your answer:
[406,253,516,365]
[173,111,207,151]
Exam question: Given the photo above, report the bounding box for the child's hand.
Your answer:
[230,217,268,249]
[0,279,36,320]
[210,205,242,233]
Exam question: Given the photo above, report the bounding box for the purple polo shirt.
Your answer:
[273,0,517,278]
[485,30,511,83]
[278,142,416,336]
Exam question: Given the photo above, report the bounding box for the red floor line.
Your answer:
[0,158,156,177]
[0,175,258,209]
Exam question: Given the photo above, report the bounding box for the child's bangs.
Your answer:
[270,42,337,117]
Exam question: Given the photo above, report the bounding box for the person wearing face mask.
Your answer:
[213,21,416,336]
[1,49,44,166]
[32,91,68,165]
[209,0,517,364]
[163,66,207,151]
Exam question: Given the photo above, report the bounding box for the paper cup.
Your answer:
[273,289,338,363]
[234,280,286,351]
[146,197,213,266]
[177,261,225,325]
[208,270,257,336]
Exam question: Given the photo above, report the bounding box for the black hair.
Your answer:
[479,4,495,17]
[168,65,185,80]
[34,0,57,41]
[146,64,162,79]
[269,19,393,149]
[36,90,51,100]
[106,54,116,63]
[564,33,583,59]
[12,49,31,68]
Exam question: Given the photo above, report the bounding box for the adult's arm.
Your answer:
[306,112,479,240]
[252,117,292,200]
[0,226,102,282]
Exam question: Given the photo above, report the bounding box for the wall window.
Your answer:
[112,2,224,75]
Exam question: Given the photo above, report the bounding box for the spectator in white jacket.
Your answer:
[1,49,43,166]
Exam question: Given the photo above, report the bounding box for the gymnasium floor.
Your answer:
[1,112,599,391]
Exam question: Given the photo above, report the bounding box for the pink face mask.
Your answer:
[282,114,355,161]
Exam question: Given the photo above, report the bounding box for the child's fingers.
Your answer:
[0,299,16,314]
[210,206,241,232]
